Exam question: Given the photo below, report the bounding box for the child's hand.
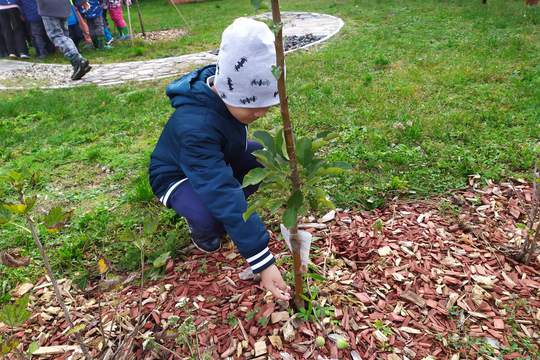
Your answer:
[81,1,90,10]
[260,264,291,301]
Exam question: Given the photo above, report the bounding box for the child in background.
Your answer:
[18,0,53,58]
[76,0,109,49]
[67,4,84,47]
[0,0,30,58]
[100,0,114,45]
[149,18,290,301]
[106,0,130,40]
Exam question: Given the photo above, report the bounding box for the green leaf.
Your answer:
[315,167,345,177]
[287,190,304,210]
[274,128,289,160]
[24,195,37,214]
[3,203,26,215]
[27,341,39,355]
[283,191,303,229]
[282,206,297,228]
[271,65,282,80]
[253,130,276,154]
[243,203,258,222]
[1,338,20,354]
[43,207,65,227]
[153,252,171,268]
[243,168,269,188]
[0,295,31,328]
[67,323,86,335]
[314,188,334,209]
[296,138,314,168]
[0,206,11,225]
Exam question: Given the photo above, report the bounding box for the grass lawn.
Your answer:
[0,0,539,301]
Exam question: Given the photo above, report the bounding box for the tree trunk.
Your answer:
[270,0,304,309]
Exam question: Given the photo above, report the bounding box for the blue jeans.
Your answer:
[168,141,263,242]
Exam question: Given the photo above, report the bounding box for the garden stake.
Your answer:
[126,2,134,46]
[270,0,305,309]
[134,0,146,37]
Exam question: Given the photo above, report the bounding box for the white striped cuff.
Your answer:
[247,247,275,273]
[159,178,188,207]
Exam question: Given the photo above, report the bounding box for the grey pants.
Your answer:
[41,16,79,61]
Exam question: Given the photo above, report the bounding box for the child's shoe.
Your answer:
[70,55,92,80]
[188,225,222,253]
[191,236,222,253]
[19,54,30,59]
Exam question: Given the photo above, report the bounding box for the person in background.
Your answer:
[106,0,130,40]
[37,0,91,80]
[100,1,114,45]
[76,0,109,50]
[67,3,83,47]
[0,25,7,57]
[0,0,30,58]
[18,0,53,58]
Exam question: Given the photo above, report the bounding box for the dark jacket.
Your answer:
[149,65,274,273]
[0,0,20,6]
[36,0,70,18]
[18,0,40,22]
[0,0,19,6]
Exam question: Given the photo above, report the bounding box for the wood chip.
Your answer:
[12,282,33,297]
[32,345,80,355]
[399,291,426,308]
[253,340,267,357]
[268,335,283,350]
[271,311,290,324]
[399,326,422,334]
[377,246,393,256]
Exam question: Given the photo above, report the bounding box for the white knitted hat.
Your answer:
[214,17,281,108]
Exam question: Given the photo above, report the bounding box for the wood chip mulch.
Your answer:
[2,179,539,359]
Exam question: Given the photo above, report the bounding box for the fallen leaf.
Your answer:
[0,251,31,268]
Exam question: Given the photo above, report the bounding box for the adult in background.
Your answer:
[0,0,30,58]
[19,0,53,58]
[37,0,91,80]
[0,26,7,57]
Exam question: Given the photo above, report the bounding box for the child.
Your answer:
[18,0,53,58]
[105,0,130,40]
[149,18,290,301]
[0,0,30,58]
[37,0,91,80]
[76,0,109,49]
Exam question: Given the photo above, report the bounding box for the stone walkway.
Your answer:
[0,12,343,90]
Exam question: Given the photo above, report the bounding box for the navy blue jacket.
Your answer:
[0,0,19,6]
[149,65,274,273]
[18,0,40,22]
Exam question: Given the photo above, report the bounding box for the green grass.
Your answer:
[1,0,539,300]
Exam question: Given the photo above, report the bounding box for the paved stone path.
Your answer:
[0,12,343,90]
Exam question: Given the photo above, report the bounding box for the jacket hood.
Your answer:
[166,65,230,117]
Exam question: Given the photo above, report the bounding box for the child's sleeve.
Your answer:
[179,127,275,273]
